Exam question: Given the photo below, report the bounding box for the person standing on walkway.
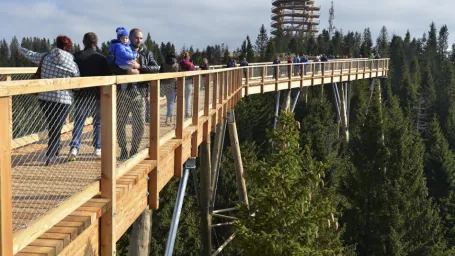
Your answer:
[180,52,196,118]
[199,58,209,90]
[19,36,80,166]
[111,28,160,160]
[68,32,111,161]
[160,52,180,126]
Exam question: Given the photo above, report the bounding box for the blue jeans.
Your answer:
[185,80,193,116]
[70,99,101,151]
[166,87,176,118]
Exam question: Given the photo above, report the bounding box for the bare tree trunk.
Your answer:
[129,209,152,256]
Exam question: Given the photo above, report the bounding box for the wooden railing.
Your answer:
[0,58,389,255]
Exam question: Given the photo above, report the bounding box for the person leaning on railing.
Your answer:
[199,58,209,90]
[68,32,111,161]
[18,35,80,166]
[110,28,160,160]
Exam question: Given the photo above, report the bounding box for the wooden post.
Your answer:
[288,64,292,90]
[192,75,200,158]
[275,65,279,91]
[175,78,185,178]
[100,84,117,256]
[261,66,266,94]
[5,75,11,81]
[356,61,359,80]
[205,74,210,117]
[363,60,366,79]
[227,110,249,206]
[149,81,160,209]
[200,132,212,256]
[245,67,249,96]
[129,209,152,256]
[339,83,349,143]
[213,73,218,109]
[0,96,12,256]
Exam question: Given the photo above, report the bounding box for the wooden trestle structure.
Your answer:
[0,58,389,255]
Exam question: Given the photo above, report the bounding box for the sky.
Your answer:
[0,0,454,51]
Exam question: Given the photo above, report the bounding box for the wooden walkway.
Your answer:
[0,59,389,255]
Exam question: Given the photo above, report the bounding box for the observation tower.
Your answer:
[271,0,321,36]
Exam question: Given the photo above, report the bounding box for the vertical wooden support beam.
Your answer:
[261,66,266,94]
[245,67,249,96]
[275,65,279,91]
[348,62,352,81]
[205,73,210,117]
[288,64,292,90]
[300,63,304,89]
[321,62,325,99]
[100,84,117,256]
[339,83,349,143]
[356,61,359,80]
[330,62,334,84]
[223,72,228,118]
[311,63,315,87]
[227,110,249,206]
[0,96,12,256]
[219,72,223,105]
[175,78,185,178]
[363,60,366,79]
[192,75,200,158]
[200,139,212,256]
[213,73,218,109]
[339,61,343,82]
[211,73,217,132]
[149,81,160,209]
[5,75,11,81]
[370,60,373,77]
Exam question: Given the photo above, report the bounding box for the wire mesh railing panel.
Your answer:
[198,75,205,115]
[185,76,194,122]
[11,88,102,232]
[208,74,214,108]
[116,84,150,163]
[0,73,35,81]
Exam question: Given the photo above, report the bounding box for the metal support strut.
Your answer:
[164,158,195,256]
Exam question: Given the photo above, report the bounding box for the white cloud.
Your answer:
[1,0,455,52]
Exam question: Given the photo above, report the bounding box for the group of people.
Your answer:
[19,27,199,165]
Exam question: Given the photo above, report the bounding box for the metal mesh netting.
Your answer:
[116,84,150,163]
[160,77,177,138]
[11,88,102,232]
[0,73,35,82]
[185,76,194,122]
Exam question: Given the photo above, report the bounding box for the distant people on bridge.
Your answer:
[160,52,180,126]
[293,55,300,76]
[226,59,235,68]
[273,57,280,79]
[199,58,209,90]
[19,36,80,166]
[111,28,160,160]
[320,55,328,72]
[239,58,248,77]
[68,32,111,162]
[180,52,196,118]
[300,55,309,75]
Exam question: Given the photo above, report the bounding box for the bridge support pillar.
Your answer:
[228,110,249,206]
[200,142,212,256]
[129,209,152,256]
[211,118,227,210]
[165,159,194,256]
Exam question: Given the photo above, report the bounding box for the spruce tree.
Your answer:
[341,88,447,255]
[360,28,373,57]
[236,111,346,255]
[376,26,389,57]
[255,24,268,61]
[246,35,255,63]
[265,40,276,61]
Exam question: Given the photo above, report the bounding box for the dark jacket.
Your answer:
[111,45,160,95]
[199,63,209,70]
[160,56,180,86]
[74,47,111,98]
[239,60,248,67]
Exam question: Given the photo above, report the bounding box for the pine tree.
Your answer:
[246,35,255,63]
[255,24,268,61]
[236,111,347,255]
[360,28,373,57]
[341,88,447,255]
[437,25,449,63]
[239,39,247,60]
[0,39,9,67]
[265,40,276,61]
[376,26,389,57]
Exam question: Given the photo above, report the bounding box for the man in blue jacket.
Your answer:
[111,28,160,160]
[293,55,300,76]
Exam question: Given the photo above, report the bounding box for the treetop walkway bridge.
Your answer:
[0,58,388,256]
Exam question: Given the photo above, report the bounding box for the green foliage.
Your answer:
[265,40,277,61]
[236,111,347,255]
[255,24,268,62]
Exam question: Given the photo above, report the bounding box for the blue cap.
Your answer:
[116,27,128,40]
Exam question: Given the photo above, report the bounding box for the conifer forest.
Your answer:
[2,22,455,255]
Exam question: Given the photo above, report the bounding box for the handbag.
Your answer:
[31,54,48,79]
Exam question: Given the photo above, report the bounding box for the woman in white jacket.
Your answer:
[20,35,80,165]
